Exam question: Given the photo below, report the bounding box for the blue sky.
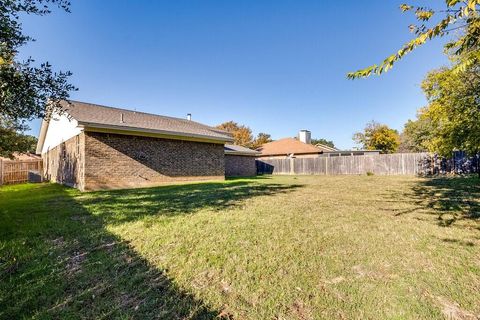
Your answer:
[21,0,449,149]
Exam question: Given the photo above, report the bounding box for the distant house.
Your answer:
[256,130,380,159]
[256,130,337,159]
[36,100,235,191]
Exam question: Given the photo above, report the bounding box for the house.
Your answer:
[256,130,380,159]
[224,144,260,176]
[256,130,336,159]
[36,100,235,191]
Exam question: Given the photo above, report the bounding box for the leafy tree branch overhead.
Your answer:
[0,0,76,157]
[348,0,480,79]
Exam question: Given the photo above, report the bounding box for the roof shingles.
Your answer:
[62,100,233,142]
[256,138,324,156]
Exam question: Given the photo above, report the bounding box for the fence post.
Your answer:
[0,159,3,185]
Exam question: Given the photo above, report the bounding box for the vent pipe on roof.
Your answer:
[298,130,311,144]
[187,113,192,121]
[120,113,125,123]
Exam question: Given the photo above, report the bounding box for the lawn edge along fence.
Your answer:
[0,159,43,185]
[256,153,428,176]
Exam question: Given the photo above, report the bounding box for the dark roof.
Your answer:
[61,100,233,143]
[224,144,260,156]
[256,138,323,156]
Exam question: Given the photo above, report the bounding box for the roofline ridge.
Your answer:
[66,99,220,130]
[66,100,233,136]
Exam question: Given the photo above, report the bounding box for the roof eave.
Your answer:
[78,122,234,144]
[225,150,261,156]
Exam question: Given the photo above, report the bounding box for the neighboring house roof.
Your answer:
[256,138,324,156]
[224,144,260,156]
[314,143,339,152]
[324,150,381,155]
[37,100,234,153]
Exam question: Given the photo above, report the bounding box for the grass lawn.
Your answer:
[1,175,479,319]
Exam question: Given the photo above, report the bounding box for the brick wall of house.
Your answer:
[225,155,257,177]
[43,133,85,190]
[83,132,225,190]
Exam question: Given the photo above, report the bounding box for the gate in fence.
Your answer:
[0,159,43,185]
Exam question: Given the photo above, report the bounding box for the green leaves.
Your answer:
[0,0,76,156]
[415,8,434,21]
[407,52,480,156]
[348,1,480,79]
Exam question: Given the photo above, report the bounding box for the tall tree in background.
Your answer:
[348,1,480,78]
[251,133,272,149]
[419,58,479,156]
[0,116,38,157]
[310,138,335,149]
[353,121,400,154]
[398,109,434,152]
[216,121,254,147]
[0,0,76,157]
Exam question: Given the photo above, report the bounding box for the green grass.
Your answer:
[1,175,479,319]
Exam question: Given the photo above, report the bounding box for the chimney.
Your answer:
[120,113,125,123]
[298,130,311,144]
[187,113,192,121]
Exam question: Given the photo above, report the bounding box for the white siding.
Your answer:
[41,114,82,154]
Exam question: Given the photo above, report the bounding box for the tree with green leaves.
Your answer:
[1,0,76,157]
[397,47,479,157]
[0,116,38,158]
[398,109,434,153]
[310,138,335,149]
[348,1,480,79]
[419,58,479,156]
[353,121,400,154]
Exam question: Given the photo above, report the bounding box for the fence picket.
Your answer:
[257,153,429,176]
[0,160,43,185]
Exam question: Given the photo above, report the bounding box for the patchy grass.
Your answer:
[0,176,479,319]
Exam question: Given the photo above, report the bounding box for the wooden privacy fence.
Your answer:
[0,159,43,185]
[256,153,428,176]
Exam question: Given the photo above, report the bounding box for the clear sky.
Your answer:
[21,0,449,150]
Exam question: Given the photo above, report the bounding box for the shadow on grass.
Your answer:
[79,179,302,225]
[0,179,300,318]
[392,176,480,229]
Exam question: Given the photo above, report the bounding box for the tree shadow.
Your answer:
[78,179,302,225]
[0,184,226,319]
[439,237,476,247]
[389,176,479,229]
[1,179,301,318]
